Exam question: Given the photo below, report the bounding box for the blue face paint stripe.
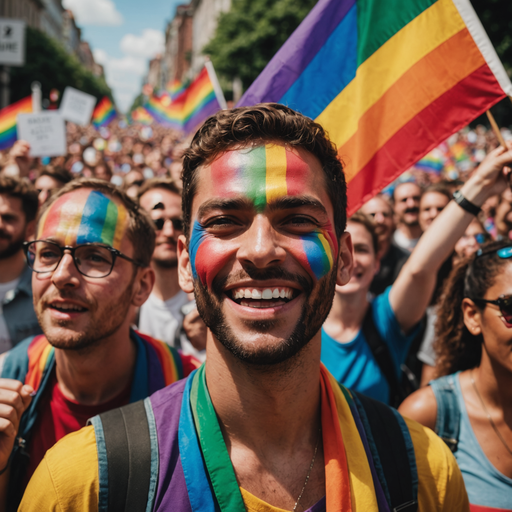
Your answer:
[301,232,331,280]
[76,191,110,245]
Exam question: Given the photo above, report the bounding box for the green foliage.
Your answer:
[9,27,112,105]
[204,0,317,89]
[128,93,144,113]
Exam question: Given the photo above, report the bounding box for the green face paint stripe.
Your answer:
[100,200,118,246]
[243,145,267,211]
[191,366,246,510]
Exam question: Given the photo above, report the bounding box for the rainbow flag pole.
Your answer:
[205,60,228,110]
[0,96,33,151]
[238,0,512,215]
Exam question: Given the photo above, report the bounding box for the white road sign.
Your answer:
[60,87,97,125]
[0,19,25,66]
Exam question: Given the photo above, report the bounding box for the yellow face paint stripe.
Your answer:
[265,144,288,204]
[112,203,128,250]
[319,233,333,268]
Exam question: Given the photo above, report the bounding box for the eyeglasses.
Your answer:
[460,233,489,245]
[476,245,512,259]
[469,294,512,326]
[153,217,183,231]
[23,240,144,278]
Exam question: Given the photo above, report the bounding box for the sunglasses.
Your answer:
[470,295,512,327]
[476,245,512,259]
[153,217,183,231]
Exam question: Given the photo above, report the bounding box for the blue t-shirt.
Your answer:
[321,287,418,404]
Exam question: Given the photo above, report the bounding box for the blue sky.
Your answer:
[63,0,184,111]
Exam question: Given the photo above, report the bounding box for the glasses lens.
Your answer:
[172,219,183,231]
[28,241,61,272]
[498,296,512,325]
[497,247,512,259]
[75,245,114,277]
[154,218,165,230]
[474,233,487,245]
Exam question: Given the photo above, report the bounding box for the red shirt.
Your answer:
[25,369,130,484]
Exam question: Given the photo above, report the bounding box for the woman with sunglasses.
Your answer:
[399,240,512,510]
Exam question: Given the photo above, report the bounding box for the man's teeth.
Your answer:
[232,288,293,300]
[52,304,85,311]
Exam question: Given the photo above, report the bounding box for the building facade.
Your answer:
[0,0,43,29]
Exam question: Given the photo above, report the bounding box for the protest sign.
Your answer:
[17,111,66,157]
[60,87,97,125]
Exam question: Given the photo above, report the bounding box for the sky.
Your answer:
[62,0,184,112]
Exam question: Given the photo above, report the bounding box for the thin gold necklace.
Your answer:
[470,370,512,457]
[293,428,321,512]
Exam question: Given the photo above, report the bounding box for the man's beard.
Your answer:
[0,230,25,260]
[194,266,337,366]
[152,256,178,269]
[39,274,135,352]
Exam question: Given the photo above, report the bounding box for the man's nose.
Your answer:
[161,219,176,237]
[374,212,385,223]
[51,252,81,288]
[237,216,286,269]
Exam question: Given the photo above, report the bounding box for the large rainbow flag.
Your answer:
[238,0,512,214]
[92,97,116,129]
[0,97,33,151]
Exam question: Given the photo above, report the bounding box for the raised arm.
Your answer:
[390,144,512,333]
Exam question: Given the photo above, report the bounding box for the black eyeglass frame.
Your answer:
[468,295,512,323]
[23,240,145,279]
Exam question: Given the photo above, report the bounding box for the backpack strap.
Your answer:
[89,398,158,512]
[353,391,418,512]
[361,305,403,407]
[429,375,460,453]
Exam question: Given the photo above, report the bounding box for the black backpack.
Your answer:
[96,393,419,512]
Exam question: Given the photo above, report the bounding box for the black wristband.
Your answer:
[453,190,481,216]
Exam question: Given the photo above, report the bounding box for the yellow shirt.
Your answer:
[20,397,469,511]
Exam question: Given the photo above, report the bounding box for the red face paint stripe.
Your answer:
[285,150,309,196]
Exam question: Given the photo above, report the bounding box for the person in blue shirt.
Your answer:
[322,143,512,405]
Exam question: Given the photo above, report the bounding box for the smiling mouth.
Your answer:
[49,304,88,313]
[226,287,301,308]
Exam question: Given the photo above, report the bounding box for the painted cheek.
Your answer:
[189,221,233,290]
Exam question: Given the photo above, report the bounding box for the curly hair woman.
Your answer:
[399,240,512,511]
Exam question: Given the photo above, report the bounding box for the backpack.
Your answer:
[94,392,419,512]
[361,306,422,408]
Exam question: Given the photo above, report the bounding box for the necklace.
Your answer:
[293,428,322,512]
[471,370,512,457]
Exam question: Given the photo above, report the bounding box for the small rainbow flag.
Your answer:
[144,92,181,129]
[131,106,153,125]
[92,97,116,129]
[166,79,186,99]
[238,0,512,214]
[0,97,32,151]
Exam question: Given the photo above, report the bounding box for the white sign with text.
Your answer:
[60,87,97,125]
[0,19,25,66]
[17,112,66,157]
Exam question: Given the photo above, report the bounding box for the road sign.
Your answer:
[0,19,25,66]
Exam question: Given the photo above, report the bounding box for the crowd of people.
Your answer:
[0,104,509,511]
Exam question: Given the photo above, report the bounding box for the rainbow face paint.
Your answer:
[38,189,128,249]
[190,145,338,287]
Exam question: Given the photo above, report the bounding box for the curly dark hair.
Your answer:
[434,240,512,377]
[181,103,347,240]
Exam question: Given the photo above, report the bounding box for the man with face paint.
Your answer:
[0,179,199,510]
[21,106,468,511]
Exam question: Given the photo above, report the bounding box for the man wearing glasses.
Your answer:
[138,179,206,360]
[0,180,198,510]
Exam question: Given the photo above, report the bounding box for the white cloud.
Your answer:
[94,29,165,112]
[120,29,165,58]
[62,0,123,26]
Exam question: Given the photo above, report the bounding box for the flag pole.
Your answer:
[205,59,228,110]
[486,110,507,148]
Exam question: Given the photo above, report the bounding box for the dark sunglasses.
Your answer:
[470,295,512,326]
[153,217,183,231]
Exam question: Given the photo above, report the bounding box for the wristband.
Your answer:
[453,190,481,216]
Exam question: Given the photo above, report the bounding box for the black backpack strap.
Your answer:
[89,398,157,512]
[361,305,403,407]
[353,391,418,512]
[430,375,460,452]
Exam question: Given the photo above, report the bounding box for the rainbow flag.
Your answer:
[92,97,116,129]
[414,148,446,173]
[144,92,182,129]
[131,106,153,125]
[238,0,512,214]
[166,79,186,99]
[0,97,32,150]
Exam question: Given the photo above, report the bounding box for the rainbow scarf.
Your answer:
[37,190,128,250]
[24,332,184,395]
[0,96,32,150]
[92,97,116,129]
[239,0,511,215]
[178,364,392,511]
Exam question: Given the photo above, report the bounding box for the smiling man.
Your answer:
[0,179,198,510]
[21,105,468,511]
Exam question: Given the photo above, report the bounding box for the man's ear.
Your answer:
[178,234,195,293]
[336,231,354,286]
[462,298,482,336]
[131,267,155,307]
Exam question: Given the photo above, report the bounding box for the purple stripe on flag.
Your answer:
[238,0,356,106]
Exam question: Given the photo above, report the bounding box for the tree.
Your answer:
[9,27,112,105]
[204,0,317,90]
